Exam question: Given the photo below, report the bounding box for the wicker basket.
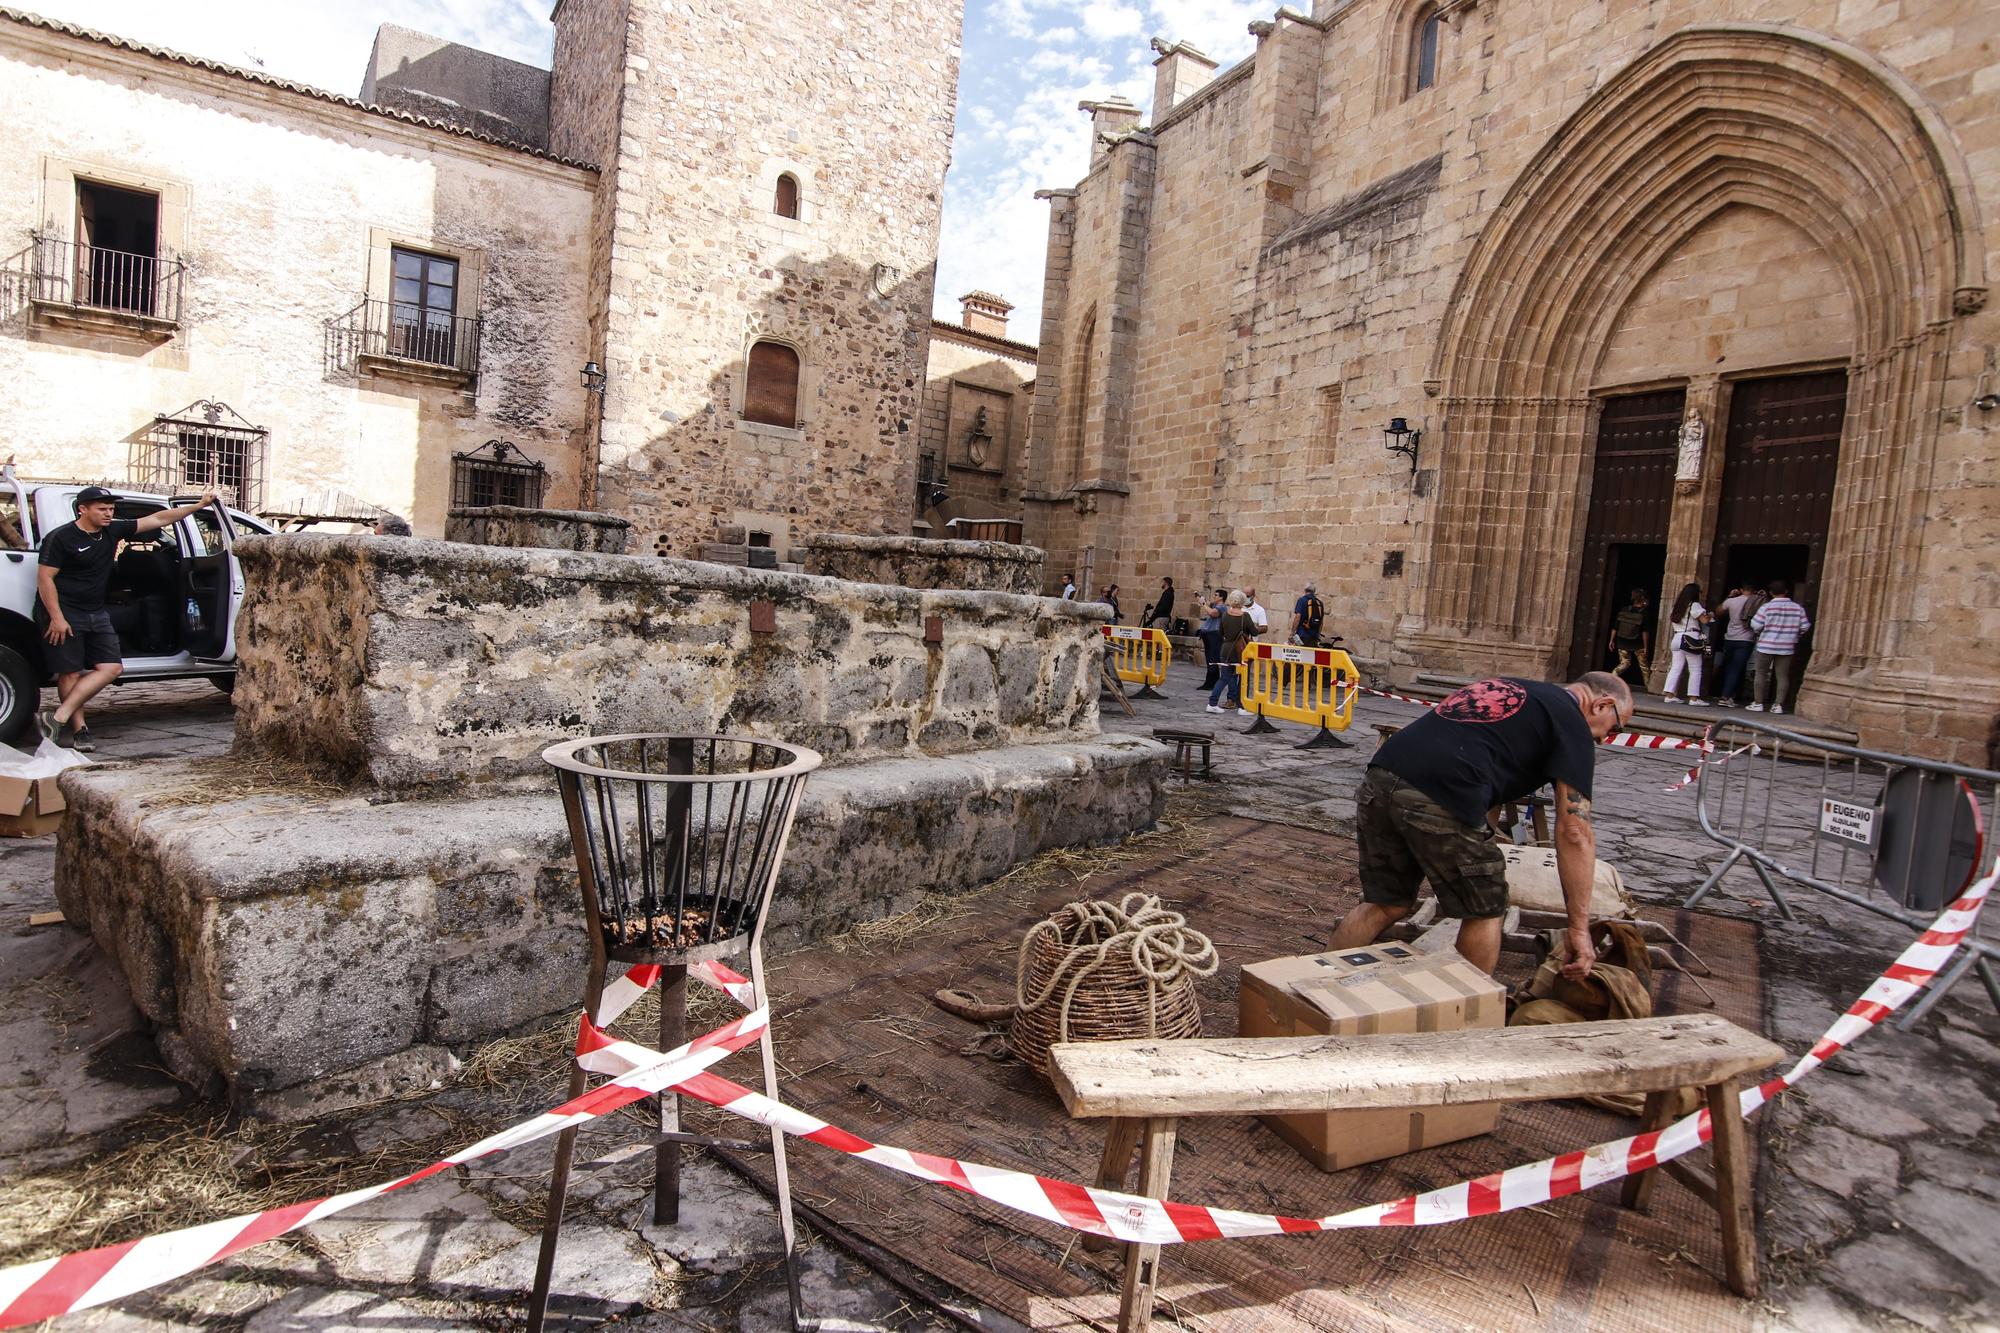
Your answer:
[1009,894,1212,1079]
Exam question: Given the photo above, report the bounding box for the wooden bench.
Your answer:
[1050,1013,1785,1331]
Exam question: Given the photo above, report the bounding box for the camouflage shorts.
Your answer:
[1355,768,1509,920]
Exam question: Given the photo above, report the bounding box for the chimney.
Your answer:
[959,291,1014,339]
[1149,39,1218,119]
[1078,95,1141,167]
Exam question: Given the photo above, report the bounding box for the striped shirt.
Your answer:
[1750,597,1812,654]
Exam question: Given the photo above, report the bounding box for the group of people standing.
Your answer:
[1610,579,1813,713]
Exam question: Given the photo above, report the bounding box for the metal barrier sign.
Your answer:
[1687,715,1998,1027]
[1239,643,1358,750]
[1100,625,1171,697]
[1818,797,1876,849]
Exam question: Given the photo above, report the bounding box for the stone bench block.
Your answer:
[231,534,1103,793]
[55,734,1168,1113]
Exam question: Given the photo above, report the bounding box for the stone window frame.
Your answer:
[35,154,192,338]
[732,330,816,441]
[1409,6,1443,96]
[751,158,815,238]
[359,226,488,386]
[1375,0,1470,111]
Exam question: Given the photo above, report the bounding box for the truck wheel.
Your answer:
[0,645,41,742]
[209,673,236,696]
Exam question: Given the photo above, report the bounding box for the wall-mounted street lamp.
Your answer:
[1384,417,1421,474]
[579,361,608,508]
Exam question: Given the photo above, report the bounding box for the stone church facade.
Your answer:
[0,1,959,552]
[1025,6,1999,760]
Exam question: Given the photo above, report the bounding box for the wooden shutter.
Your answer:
[744,341,801,427]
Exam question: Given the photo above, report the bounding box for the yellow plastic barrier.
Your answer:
[1100,625,1173,698]
[1239,643,1358,749]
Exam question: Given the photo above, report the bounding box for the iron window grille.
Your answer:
[129,401,268,512]
[452,439,547,509]
[29,233,185,325]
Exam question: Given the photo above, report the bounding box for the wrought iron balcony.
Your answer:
[29,234,184,334]
[330,298,481,384]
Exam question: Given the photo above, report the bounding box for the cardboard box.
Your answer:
[0,775,67,838]
[1238,945,1506,1171]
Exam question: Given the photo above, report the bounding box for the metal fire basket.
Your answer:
[529,734,822,1333]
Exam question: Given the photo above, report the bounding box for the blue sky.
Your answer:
[23,0,1269,340]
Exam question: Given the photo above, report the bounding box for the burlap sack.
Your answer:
[1509,921,1699,1118]
[1502,845,1634,918]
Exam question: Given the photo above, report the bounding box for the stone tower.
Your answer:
[548,0,962,557]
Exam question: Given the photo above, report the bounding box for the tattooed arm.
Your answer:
[1552,780,1599,981]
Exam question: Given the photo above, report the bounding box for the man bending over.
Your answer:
[38,486,218,749]
[1328,672,1633,980]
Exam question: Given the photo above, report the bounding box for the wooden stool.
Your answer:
[1151,728,1215,782]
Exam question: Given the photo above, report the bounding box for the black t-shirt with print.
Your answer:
[38,518,140,613]
[1371,677,1597,828]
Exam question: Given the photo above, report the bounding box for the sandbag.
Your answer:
[1502,844,1632,919]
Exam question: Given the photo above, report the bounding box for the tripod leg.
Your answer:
[528,953,608,1333]
[656,964,687,1225]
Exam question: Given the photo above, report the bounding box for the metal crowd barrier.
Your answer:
[1239,643,1359,749]
[1102,624,1172,698]
[1684,715,1998,1027]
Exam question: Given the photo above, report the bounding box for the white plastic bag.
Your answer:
[0,737,94,779]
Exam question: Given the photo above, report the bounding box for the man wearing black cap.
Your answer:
[36,486,217,749]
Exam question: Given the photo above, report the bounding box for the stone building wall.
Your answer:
[550,0,962,559]
[918,321,1036,520]
[444,504,631,554]
[1029,2,2000,760]
[0,16,596,535]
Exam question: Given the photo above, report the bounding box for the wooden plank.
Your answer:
[1051,1014,1783,1118]
[1118,1116,1177,1333]
[1707,1076,1759,1298]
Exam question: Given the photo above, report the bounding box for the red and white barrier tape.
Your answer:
[1663,742,1758,793]
[0,964,768,1329]
[5,865,1990,1325]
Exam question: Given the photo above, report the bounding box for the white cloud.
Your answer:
[23,0,551,96]
[1143,0,1267,66]
[1080,2,1145,41]
[1035,25,1080,43]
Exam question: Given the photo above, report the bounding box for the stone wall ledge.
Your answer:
[794,532,1047,565]
[55,733,1169,1114]
[231,534,1108,792]
[791,531,1050,595]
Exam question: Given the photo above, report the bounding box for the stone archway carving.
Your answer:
[1409,24,1985,682]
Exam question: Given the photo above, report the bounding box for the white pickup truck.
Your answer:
[0,466,275,739]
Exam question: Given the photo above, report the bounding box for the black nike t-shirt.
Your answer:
[1371,678,1597,828]
[38,518,140,613]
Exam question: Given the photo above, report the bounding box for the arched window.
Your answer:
[773,173,800,219]
[1063,311,1095,486]
[1411,8,1442,94]
[743,340,801,427]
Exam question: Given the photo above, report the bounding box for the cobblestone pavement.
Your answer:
[2,668,1995,1330]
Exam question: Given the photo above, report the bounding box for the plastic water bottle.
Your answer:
[186,598,203,633]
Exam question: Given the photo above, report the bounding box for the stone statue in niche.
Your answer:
[1675,408,1706,494]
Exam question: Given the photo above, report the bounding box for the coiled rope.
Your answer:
[1014,892,1219,1042]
